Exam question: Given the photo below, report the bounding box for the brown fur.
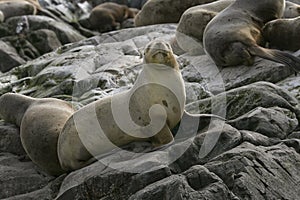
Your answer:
[0,0,39,19]
[203,0,300,72]
[89,2,139,32]
[263,16,300,51]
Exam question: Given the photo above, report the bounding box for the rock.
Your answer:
[5,15,85,45]
[228,107,298,139]
[0,152,53,199]
[288,131,300,139]
[1,21,300,199]
[3,175,65,200]
[240,130,280,146]
[56,160,172,199]
[0,23,12,38]
[0,121,26,156]
[0,24,176,101]
[129,0,148,9]
[205,142,300,199]
[26,29,62,55]
[180,54,294,94]
[88,0,128,7]
[2,36,41,61]
[185,82,212,104]
[171,120,242,172]
[0,40,26,72]
[55,119,241,199]
[134,0,217,26]
[186,81,300,120]
[129,166,236,200]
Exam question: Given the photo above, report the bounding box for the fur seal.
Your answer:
[0,0,37,20]
[57,40,186,171]
[203,0,300,71]
[89,2,139,32]
[0,93,74,176]
[263,16,300,51]
[57,40,185,171]
[134,0,216,26]
[284,1,300,18]
[176,0,234,55]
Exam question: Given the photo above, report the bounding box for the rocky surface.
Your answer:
[0,1,300,200]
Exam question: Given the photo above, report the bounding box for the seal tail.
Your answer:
[248,46,300,72]
[0,93,34,126]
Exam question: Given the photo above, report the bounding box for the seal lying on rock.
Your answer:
[0,0,37,20]
[89,2,139,32]
[134,0,216,26]
[176,0,234,55]
[203,0,300,71]
[57,40,186,171]
[0,93,74,176]
[263,16,300,51]
[0,40,186,175]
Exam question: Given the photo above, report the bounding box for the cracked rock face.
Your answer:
[0,21,300,200]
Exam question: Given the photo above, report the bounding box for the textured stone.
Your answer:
[0,121,25,155]
[186,81,300,120]
[205,142,300,200]
[0,40,26,72]
[228,107,298,139]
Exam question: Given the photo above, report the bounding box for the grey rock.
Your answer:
[0,24,176,101]
[0,153,52,199]
[185,82,212,104]
[288,0,300,4]
[3,175,65,200]
[26,29,62,55]
[129,166,235,200]
[55,120,240,199]
[2,36,40,61]
[56,160,171,199]
[171,120,242,172]
[5,15,85,45]
[186,81,299,120]
[240,130,280,146]
[0,22,300,200]
[0,23,12,38]
[180,54,294,94]
[88,0,128,7]
[129,0,148,9]
[288,131,300,139]
[0,121,25,155]
[228,107,298,139]
[0,40,26,72]
[205,142,300,200]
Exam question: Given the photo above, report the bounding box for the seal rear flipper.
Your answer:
[0,93,34,126]
[248,46,300,72]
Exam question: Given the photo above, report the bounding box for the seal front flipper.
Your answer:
[150,125,174,147]
[248,46,300,72]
